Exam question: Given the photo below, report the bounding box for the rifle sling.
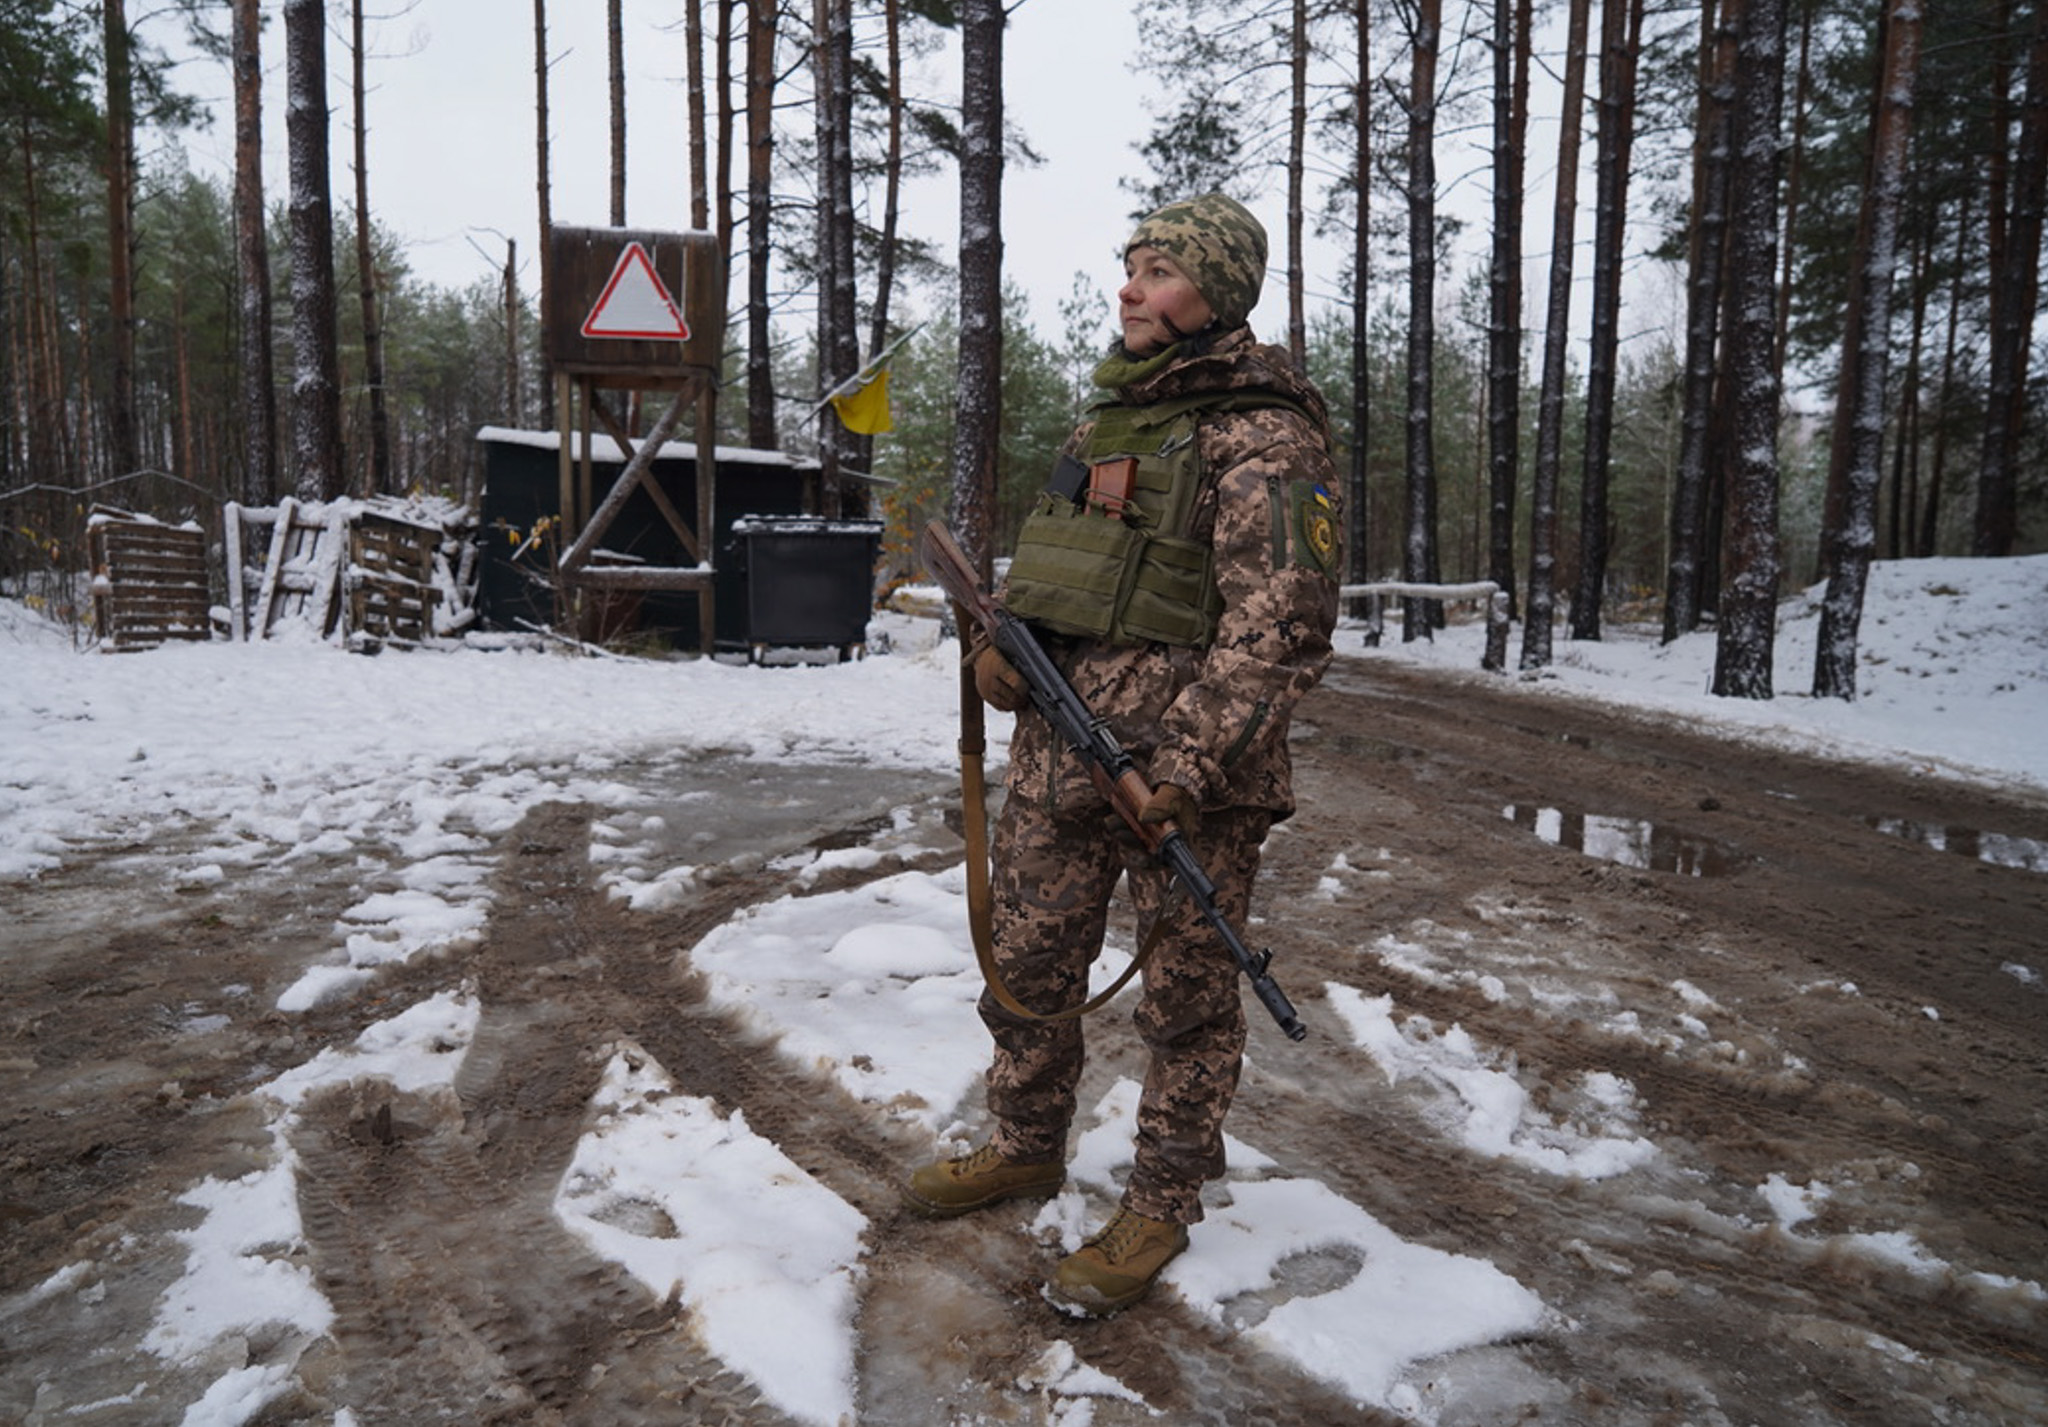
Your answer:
[954,610,1164,1023]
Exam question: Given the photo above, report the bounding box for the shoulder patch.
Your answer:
[1292,480,1343,577]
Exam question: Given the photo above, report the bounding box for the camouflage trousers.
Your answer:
[979,793,1273,1225]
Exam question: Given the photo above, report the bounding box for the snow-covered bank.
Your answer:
[1353,554,2048,799]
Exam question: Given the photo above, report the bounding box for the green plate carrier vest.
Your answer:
[1004,390,1306,649]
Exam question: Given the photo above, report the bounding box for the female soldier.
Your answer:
[906,193,1342,1317]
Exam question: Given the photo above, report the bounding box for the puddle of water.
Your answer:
[1864,817,2048,875]
[1504,805,1746,878]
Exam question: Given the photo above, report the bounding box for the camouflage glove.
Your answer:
[973,643,1030,712]
[1138,782,1199,839]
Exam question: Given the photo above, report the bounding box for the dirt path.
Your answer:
[3,658,2044,1424]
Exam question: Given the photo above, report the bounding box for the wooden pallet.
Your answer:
[88,507,212,650]
[224,499,460,647]
[346,508,444,647]
[232,498,347,640]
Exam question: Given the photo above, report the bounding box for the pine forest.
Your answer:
[1,0,2042,698]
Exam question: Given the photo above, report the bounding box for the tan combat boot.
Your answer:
[1048,1204,1189,1316]
[903,1142,1064,1218]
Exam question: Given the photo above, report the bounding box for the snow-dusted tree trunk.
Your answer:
[1485,0,1530,671]
[1814,0,1922,700]
[1664,0,1741,645]
[285,0,345,502]
[951,0,1003,583]
[232,0,278,505]
[868,0,903,361]
[1569,0,1644,643]
[1520,0,1590,671]
[1654,0,1736,638]
[814,0,862,513]
[1401,0,1442,644]
[1710,0,1788,700]
[1774,1,1817,375]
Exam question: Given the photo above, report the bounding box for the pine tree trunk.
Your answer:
[814,0,862,514]
[746,0,779,448]
[1774,0,1816,375]
[1569,0,1644,643]
[533,0,555,430]
[1346,0,1371,609]
[1974,0,2048,558]
[1401,0,1442,644]
[1888,217,1931,560]
[102,0,138,482]
[1813,0,1920,700]
[1663,0,1740,643]
[1710,0,1788,700]
[352,0,392,496]
[232,0,278,505]
[1287,0,1309,363]
[687,0,708,230]
[716,0,736,266]
[18,127,67,498]
[1920,195,1970,558]
[285,0,346,502]
[869,0,904,361]
[1520,0,1591,670]
[952,0,1004,581]
[502,238,520,428]
[1485,0,1530,671]
[608,0,626,226]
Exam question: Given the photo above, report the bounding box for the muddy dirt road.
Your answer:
[4,656,2045,1425]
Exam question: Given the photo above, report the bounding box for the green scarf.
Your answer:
[1091,341,1187,395]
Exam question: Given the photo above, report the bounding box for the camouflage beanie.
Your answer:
[1124,193,1268,331]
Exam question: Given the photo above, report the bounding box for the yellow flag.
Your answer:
[829,367,894,435]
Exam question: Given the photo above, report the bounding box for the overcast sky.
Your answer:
[156,1,1626,362]
[161,1,1223,340]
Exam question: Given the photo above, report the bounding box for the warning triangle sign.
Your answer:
[580,241,691,341]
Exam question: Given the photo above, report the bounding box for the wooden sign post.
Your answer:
[546,226,726,651]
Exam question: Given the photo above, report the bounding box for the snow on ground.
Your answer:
[1368,554,2048,799]
[3,554,2045,1424]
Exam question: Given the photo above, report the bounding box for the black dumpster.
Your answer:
[727,516,883,662]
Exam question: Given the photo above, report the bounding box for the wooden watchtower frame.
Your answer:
[547,226,726,651]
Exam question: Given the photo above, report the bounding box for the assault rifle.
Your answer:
[918,519,1308,1042]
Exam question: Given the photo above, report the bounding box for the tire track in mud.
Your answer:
[543,802,1395,1424]
[290,795,1415,1424]
[291,802,799,1427]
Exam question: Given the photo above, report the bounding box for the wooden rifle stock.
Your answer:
[917,519,1308,1041]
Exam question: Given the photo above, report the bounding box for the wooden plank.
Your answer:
[250,496,297,638]
[88,512,211,649]
[562,566,714,593]
[223,504,248,641]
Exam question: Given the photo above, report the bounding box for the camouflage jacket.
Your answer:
[1001,328,1341,822]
